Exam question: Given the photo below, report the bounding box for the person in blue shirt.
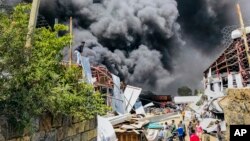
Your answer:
[179,121,186,138]
[177,124,184,141]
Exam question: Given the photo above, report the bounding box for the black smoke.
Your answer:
[39,0,182,94]
[4,0,250,95]
[166,0,250,94]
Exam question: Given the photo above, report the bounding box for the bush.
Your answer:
[177,86,192,96]
[0,4,109,131]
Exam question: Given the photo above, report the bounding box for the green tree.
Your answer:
[177,86,192,96]
[0,4,109,130]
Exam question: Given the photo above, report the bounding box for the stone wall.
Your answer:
[0,113,97,141]
[219,88,250,141]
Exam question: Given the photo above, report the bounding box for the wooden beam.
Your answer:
[236,3,250,68]
[69,17,73,66]
[25,0,41,48]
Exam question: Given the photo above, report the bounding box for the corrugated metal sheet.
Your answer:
[174,96,201,104]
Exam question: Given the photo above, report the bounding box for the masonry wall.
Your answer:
[219,88,250,141]
[0,113,97,141]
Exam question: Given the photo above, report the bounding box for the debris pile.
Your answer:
[74,55,179,141]
[220,88,250,140]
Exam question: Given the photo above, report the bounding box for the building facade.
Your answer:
[203,27,250,95]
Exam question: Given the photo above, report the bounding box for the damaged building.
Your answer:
[91,66,127,107]
[203,27,250,94]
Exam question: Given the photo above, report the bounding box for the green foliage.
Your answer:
[196,94,207,106]
[194,89,198,96]
[0,4,109,131]
[196,100,202,106]
[177,86,192,96]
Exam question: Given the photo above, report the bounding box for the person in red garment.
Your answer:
[196,121,203,141]
[190,129,200,141]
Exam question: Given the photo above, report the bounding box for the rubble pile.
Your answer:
[113,115,149,134]
[110,110,178,141]
[219,88,250,140]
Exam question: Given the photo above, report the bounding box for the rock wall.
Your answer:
[219,88,250,141]
[0,113,97,141]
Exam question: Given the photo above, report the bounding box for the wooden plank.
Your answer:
[121,124,136,130]
[116,132,141,141]
[131,120,149,129]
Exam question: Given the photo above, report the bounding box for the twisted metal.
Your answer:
[222,22,250,48]
[221,25,238,48]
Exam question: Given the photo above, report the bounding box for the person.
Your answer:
[177,124,184,141]
[190,129,200,141]
[196,121,203,141]
[163,122,169,130]
[216,120,222,141]
[164,126,173,141]
[194,114,198,120]
[188,121,193,136]
[179,121,186,139]
[192,119,197,132]
[158,128,164,141]
[170,120,176,133]
[74,41,85,66]
[182,110,185,120]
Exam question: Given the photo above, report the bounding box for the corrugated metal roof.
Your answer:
[174,96,201,104]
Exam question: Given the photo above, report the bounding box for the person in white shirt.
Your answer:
[163,122,169,130]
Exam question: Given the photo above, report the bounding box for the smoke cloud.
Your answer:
[5,0,250,95]
[38,0,182,94]
[73,29,175,93]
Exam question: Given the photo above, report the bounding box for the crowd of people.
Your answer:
[158,114,203,141]
[158,122,201,141]
[188,117,203,141]
[158,119,186,141]
[157,102,224,141]
[158,109,219,141]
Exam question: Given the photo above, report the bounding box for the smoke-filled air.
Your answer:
[42,0,183,95]
[6,0,250,95]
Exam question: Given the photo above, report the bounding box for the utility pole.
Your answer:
[69,17,73,66]
[25,0,41,48]
[55,18,58,37]
[236,3,250,66]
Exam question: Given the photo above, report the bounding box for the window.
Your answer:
[210,83,214,92]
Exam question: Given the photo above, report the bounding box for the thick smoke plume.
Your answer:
[39,0,182,94]
[5,0,250,95]
[166,0,250,94]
